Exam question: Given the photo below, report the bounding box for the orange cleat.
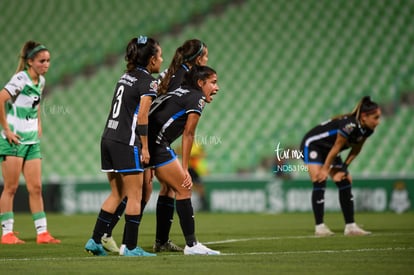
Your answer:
[36,231,61,244]
[1,232,25,244]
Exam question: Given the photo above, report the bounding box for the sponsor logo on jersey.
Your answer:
[150,80,158,91]
[198,98,206,110]
[342,122,356,135]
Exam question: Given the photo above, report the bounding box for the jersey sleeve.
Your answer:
[139,77,158,98]
[4,71,27,97]
[338,117,357,138]
[185,92,206,116]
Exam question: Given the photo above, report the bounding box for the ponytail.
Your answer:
[157,47,184,95]
[125,35,159,72]
[332,96,379,120]
[158,39,206,95]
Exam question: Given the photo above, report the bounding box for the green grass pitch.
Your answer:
[0,212,413,274]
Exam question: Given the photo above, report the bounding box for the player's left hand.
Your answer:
[182,170,193,189]
[140,147,150,165]
[316,168,329,182]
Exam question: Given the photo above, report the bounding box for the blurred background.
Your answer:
[1,0,413,213]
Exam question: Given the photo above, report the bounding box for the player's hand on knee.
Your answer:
[316,169,329,182]
[181,171,193,189]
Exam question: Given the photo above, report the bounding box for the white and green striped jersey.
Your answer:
[2,70,44,144]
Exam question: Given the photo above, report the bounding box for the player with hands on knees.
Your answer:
[143,65,220,255]
[300,96,381,237]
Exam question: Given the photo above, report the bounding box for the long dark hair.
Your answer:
[158,39,207,95]
[125,35,160,72]
[182,65,216,90]
[333,96,379,120]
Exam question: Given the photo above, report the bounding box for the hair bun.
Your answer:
[362,96,371,102]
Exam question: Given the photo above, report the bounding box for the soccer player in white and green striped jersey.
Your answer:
[0,41,60,244]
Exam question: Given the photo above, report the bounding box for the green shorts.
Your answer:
[0,138,42,161]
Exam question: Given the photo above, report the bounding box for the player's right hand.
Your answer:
[4,129,20,144]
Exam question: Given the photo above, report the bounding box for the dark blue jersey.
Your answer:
[167,64,190,92]
[301,115,374,152]
[148,85,206,146]
[102,68,157,146]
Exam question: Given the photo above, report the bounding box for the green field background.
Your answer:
[0,212,413,274]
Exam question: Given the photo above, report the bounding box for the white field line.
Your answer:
[220,247,414,256]
[0,233,413,262]
[204,231,414,244]
[1,247,413,262]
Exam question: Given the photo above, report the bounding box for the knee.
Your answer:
[174,187,192,200]
[2,184,19,196]
[27,183,43,196]
[159,183,171,196]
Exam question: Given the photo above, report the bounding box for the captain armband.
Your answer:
[136,124,148,136]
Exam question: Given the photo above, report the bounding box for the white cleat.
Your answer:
[315,223,335,237]
[184,242,220,255]
[344,223,371,236]
[101,235,120,253]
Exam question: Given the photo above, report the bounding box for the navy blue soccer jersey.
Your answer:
[158,64,189,93]
[148,85,206,146]
[166,64,190,92]
[102,68,157,146]
[301,115,374,152]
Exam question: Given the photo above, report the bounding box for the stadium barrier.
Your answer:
[4,176,410,214]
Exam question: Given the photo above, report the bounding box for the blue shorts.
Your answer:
[301,143,343,168]
[147,143,177,168]
[101,138,143,173]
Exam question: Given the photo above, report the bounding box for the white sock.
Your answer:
[34,217,47,234]
[1,218,14,236]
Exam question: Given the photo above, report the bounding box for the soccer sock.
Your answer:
[123,214,141,250]
[1,212,14,236]
[312,180,326,225]
[120,200,146,245]
[155,195,175,244]
[32,211,47,234]
[107,197,127,237]
[92,209,114,244]
[176,198,196,247]
[336,179,355,224]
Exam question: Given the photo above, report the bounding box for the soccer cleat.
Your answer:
[101,235,119,253]
[85,238,107,256]
[122,246,156,257]
[184,242,220,255]
[315,224,335,237]
[344,223,372,236]
[153,240,183,252]
[119,244,126,255]
[36,231,61,244]
[1,232,25,244]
